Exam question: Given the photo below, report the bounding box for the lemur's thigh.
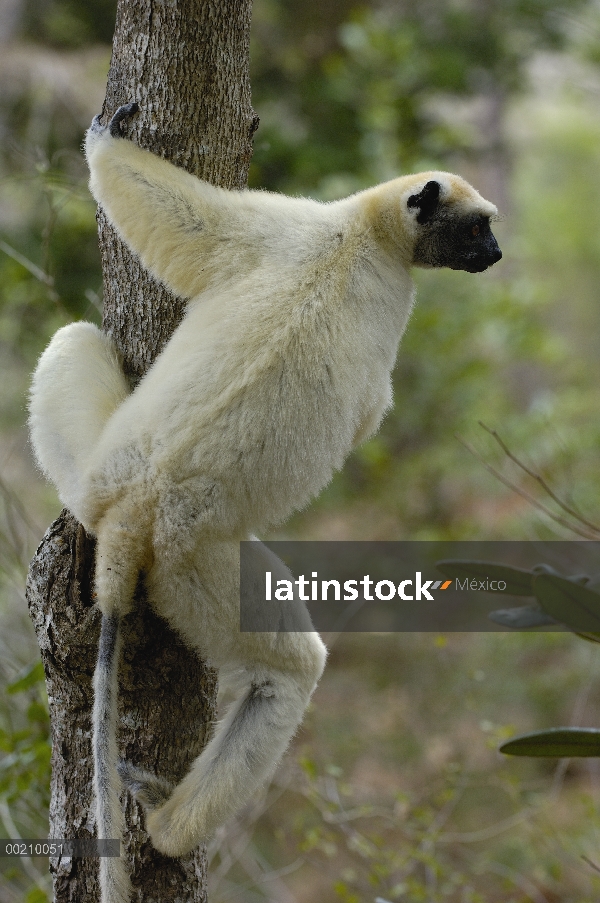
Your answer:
[28,322,130,521]
[147,533,326,688]
[145,526,240,652]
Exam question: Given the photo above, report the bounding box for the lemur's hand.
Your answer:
[88,102,140,141]
[109,103,140,138]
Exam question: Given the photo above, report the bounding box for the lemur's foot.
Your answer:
[118,760,173,810]
[108,102,140,138]
[119,761,198,857]
[146,792,203,858]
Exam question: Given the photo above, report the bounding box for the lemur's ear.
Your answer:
[407,180,441,224]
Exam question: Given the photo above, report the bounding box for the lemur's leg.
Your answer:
[149,644,325,857]
[28,322,129,525]
[121,538,327,858]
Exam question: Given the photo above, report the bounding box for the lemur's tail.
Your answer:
[29,321,129,525]
[94,611,131,903]
[93,498,150,903]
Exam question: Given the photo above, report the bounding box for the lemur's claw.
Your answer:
[89,113,104,134]
[109,102,140,138]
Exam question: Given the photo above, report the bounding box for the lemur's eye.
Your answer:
[471,223,480,237]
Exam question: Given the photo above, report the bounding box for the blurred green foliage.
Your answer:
[209,631,600,902]
[249,0,580,193]
[0,662,50,815]
[22,0,117,46]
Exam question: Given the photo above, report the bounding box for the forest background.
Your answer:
[3,0,600,901]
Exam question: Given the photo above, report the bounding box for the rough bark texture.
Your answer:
[100,0,258,383]
[25,1,256,900]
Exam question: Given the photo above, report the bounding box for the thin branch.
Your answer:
[0,801,51,896]
[84,288,103,316]
[436,807,536,844]
[485,861,550,903]
[0,239,59,302]
[456,435,600,540]
[479,421,600,533]
[582,855,600,875]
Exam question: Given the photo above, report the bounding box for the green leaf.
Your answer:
[573,632,600,644]
[7,661,45,695]
[533,573,600,633]
[488,606,556,628]
[436,560,535,595]
[500,727,600,757]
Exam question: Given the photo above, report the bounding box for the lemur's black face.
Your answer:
[408,181,502,273]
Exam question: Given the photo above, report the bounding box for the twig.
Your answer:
[0,801,51,896]
[582,854,600,875]
[0,239,59,302]
[479,421,600,533]
[456,435,599,540]
[437,807,536,843]
[485,860,550,903]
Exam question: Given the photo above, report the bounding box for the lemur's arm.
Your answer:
[85,104,246,300]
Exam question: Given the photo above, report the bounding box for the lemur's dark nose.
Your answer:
[486,235,502,266]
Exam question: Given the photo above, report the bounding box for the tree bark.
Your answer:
[25,1,257,900]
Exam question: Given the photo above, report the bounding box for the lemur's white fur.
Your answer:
[28,109,499,903]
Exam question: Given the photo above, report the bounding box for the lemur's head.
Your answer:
[405,174,502,273]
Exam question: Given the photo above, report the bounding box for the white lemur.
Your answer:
[28,102,501,903]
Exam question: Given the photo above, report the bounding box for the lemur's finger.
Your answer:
[109,102,140,138]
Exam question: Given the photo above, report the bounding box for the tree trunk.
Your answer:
[25,1,257,900]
